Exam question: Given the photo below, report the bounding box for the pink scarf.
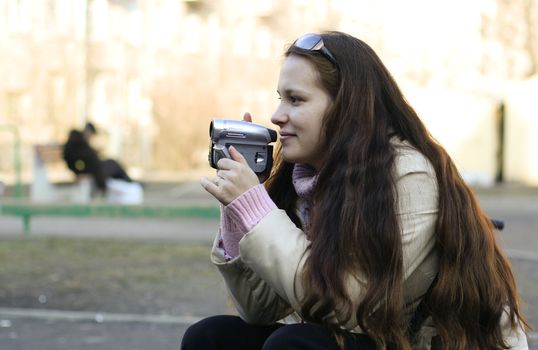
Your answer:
[292,164,318,237]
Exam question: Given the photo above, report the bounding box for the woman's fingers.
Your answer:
[201,145,260,206]
[200,176,219,196]
[200,175,230,204]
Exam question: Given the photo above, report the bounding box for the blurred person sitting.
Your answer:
[63,122,133,194]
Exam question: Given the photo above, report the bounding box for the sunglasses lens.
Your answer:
[292,33,337,66]
[294,33,322,50]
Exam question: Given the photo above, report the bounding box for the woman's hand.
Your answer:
[201,145,260,205]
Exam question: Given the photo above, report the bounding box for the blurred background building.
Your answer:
[0,0,537,185]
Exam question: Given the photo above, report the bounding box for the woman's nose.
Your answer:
[271,107,288,126]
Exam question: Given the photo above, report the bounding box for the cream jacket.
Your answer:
[211,142,528,349]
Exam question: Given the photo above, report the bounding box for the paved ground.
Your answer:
[0,316,189,350]
[1,182,537,349]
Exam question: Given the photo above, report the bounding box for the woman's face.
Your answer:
[271,55,333,170]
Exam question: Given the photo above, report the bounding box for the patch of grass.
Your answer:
[0,237,229,315]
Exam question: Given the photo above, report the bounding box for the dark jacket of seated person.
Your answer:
[63,123,132,193]
[63,129,107,192]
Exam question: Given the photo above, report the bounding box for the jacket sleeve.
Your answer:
[500,310,529,350]
[211,233,294,324]
[238,209,311,314]
[395,148,439,307]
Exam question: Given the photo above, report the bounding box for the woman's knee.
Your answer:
[262,324,377,350]
[181,315,235,349]
[262,323,338,350]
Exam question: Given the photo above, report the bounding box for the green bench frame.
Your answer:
[0,201,219,236]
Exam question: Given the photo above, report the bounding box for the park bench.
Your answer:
[31,142,145,204]
[30,143,93,203]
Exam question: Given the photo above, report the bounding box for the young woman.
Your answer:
[183,31,530,349]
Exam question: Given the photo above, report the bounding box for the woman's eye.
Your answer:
[289,96,301,104]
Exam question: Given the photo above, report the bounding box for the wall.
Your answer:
[0,0,536,185]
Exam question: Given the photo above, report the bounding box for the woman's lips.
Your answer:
[279,132,295,141]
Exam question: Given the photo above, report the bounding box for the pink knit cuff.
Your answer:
[219,184,277,258]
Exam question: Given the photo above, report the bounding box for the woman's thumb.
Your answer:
[228,146,248,165]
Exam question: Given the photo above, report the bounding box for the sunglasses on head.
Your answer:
[292,33,337,66]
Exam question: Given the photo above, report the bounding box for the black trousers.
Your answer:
[101,159,132,182]
[181,315,377,350]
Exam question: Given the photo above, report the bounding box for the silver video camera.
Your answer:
[208,119,277,182]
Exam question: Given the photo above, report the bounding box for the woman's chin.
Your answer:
[281,153,299,164]
[282,152,304,165]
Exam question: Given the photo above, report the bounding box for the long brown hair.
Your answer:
[266,31,529,349]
